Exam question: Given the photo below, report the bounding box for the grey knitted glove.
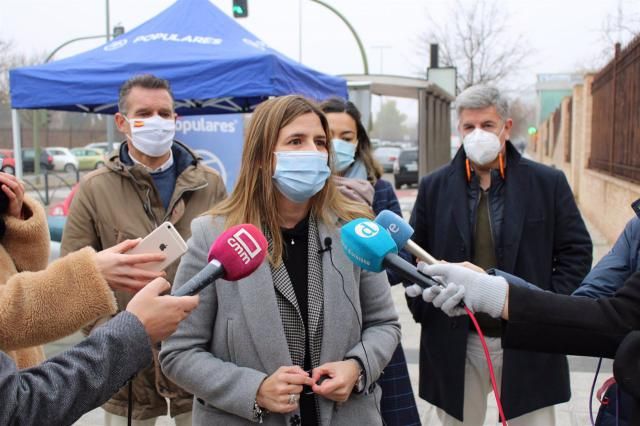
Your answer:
[417,263,508,318]
[422,283,466,316]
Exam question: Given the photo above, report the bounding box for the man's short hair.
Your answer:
[456,85,509,121]
[118,74,174,114]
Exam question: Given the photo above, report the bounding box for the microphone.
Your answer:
[340,218,439,289]
[374,210,438,265]
[318,237,333,254]
[172,224,268,296]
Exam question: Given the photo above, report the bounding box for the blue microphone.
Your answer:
[340,218,439,288]
[374,210,437,264]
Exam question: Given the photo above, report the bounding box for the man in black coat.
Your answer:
[414,263,640,425]
[408,85,593,424]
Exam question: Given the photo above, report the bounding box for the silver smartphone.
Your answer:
[126,222,188,272]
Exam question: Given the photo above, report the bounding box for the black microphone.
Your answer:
[381,252,441,289]
[318,236,333,254]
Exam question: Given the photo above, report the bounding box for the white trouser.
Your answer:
[424,334,557,426]
[104,411,192,426]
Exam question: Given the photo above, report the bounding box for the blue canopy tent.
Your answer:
[8,0,347,176]
[10,0,347,115]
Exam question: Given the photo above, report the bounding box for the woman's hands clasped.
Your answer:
[256,366,314,413]
[311,359,361,402]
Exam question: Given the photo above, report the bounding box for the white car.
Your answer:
[46,147,79,173]
[84,142,120,155]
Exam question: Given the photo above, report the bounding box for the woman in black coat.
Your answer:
[415,263,640,423]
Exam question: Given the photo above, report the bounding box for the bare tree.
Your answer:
[0,39,46,107]
[575,0,640,72]
[417,0,530,91]
[602,0,640,47]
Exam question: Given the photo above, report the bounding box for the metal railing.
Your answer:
[22,169,79,206]
[589,35,640,183]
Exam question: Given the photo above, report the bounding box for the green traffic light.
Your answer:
[527,126,537,135]
[233,5,244,14]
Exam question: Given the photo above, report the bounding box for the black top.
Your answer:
[281,215,318,426]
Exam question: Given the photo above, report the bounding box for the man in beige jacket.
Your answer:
[62,74,227,426]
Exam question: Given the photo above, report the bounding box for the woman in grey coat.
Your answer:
[160,95,400,426]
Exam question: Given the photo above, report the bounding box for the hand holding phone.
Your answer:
[126,222,188,272]
[95,240,166,293]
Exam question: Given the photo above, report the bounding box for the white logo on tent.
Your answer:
[195,149,227,184]
[132,33,222,45]
[104,39,128,51]
[243,38,268,51]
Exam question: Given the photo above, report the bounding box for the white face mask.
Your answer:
[125,115,175,157]
[462,126,505,166]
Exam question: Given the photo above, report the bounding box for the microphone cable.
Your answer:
[128,380,133,426]
[324,238,386,426]
[420,269,508,426]
[589,357,603,426]
[465,306,508,426]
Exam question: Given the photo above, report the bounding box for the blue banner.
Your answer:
[175,113,244,192]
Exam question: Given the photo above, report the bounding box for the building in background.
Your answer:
[535,73,583,124]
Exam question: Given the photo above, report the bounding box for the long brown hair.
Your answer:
[319,97,383,182]
[209,95,372,265]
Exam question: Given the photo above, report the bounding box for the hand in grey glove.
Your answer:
[417,263,509,318]
[422,283,466,316]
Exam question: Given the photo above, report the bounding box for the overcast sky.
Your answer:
[1,0,639,122]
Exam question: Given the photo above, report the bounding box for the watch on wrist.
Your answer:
[253,400,265,423]
[347,357,366,394]
[353,369,366,394]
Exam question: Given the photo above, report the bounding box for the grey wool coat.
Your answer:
[160,214,401,425]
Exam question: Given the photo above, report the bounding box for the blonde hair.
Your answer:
[209,95,373,265]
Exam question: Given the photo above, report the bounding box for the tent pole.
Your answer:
[11,109,23,180]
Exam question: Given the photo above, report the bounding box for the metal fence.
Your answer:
[0,128,117,149]
[590,36,640,183]
[565,98,572,162]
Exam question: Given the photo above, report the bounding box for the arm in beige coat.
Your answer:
[3,195,50,272]
[0,196,117,351]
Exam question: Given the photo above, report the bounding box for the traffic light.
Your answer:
[527,126,538,136]
[232,0,248,18]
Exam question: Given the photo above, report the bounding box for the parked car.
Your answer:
[0,151,17,175]
[71,148,106,170]
[393,148,419,189]
[373,146,401,173]
[23,148,54,173]
[85,141,119,154]
[46,147,79,172]
[0,149,54,174]
[48,183,79,217]
[48,184,79,242]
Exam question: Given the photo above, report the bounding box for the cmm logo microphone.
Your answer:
[227,227,263,264]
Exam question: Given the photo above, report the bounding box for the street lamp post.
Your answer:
[308,0,369,75]
[371,45,391,74]
[105,0,116,148]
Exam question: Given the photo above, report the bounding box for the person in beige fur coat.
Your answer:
[0,172,167,369]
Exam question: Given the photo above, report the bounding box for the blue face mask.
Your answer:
[272,151,331,203]
[332,138,357,172]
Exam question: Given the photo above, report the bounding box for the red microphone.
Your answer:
[172,224,267,296]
